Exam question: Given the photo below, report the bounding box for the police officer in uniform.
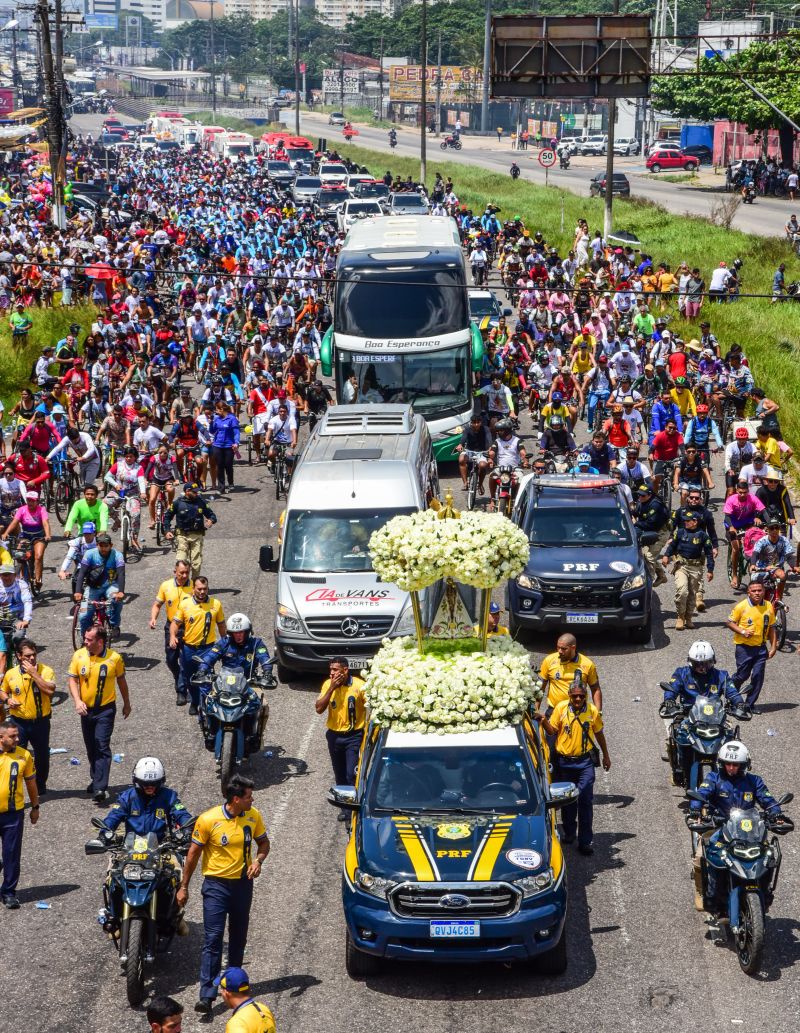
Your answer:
[633,483,669,585]
[164,481,217,580]
[316,657,366,815]
[0,638,56,794]
[99,756,194,842]
[671,486,718,613]
[177,774,270,1017]
[536,677,611,856]
[149,559,192,704]
[0,718,39,908]
[660,510,714,631]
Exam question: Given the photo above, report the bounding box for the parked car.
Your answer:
[580,135,608,156]
[613,137,640,156]
[386,192,430,216]
[646,140,682,156]
[589,172,631,197]
[646,149,699,173]
[559,135,585,155]
[681,144,713,165]
[328,111,346,126]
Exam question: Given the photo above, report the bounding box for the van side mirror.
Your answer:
[638,530,658,546]
[259,545,274,572]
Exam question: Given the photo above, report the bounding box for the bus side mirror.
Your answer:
[259,546,274,572]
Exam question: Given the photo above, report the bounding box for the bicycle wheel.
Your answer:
[275,460,284,500]
[121,511,131,561]
[71,603,82,651]
[155,499,163,547]
[53,480,71,525]
[775,602,787,650]
[466,463,477,512]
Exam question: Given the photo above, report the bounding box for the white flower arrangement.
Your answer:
[363,636,543,734]
[369,509,529,593]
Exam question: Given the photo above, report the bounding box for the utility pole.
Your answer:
[435,29,442,137]
[293,0,300,134]
[481,0,491,133]
[53,0,64,103]
[37,0,65,228]
[603,0,620,240]
[420,0,427,181]
[378,33,384,121]
[209,0,217,114]
[339,47,345,112]
[287,0,293,59]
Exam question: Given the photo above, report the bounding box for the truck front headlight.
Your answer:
[622,573,646,591]
[514,868,554,899]
[516,573,541,591]
[355,868,397,900]
[276,605,304,635]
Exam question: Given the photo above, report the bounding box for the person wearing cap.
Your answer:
[9,300,33,342]
[749,518,800,600]
[726,579,777,713]
[68,623,130,804]
[724,427,756,497]
[18,408,61,459]
[723,481,765,590]
[0,638,56,796]
[755,469,795,531]
[738,449,772,490]
[177,775,270,1016]
[46,425,101,488]
[59,520,98,595]
[3,491,51,590]
[726,351,755,416]
[683,404,723,464]
[617,446,651,493]
[0,564,33,678]
[149,559,193,703]
[670,485,719,610]
[215,966,276,1032]
[633,483,670,585]
[75,532,126,637]
[165,481,217,580]
[34,346,56,388]
[673,444,714,505]
[660,510,714,630]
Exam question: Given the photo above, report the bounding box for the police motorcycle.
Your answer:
[659,689,749,791]
[192,664,275,787]
[686,783,794,974]
[85,817,193,1006]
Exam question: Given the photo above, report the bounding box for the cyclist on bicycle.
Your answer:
[59,521,97,594]
[723,480,765,590]
[147,444,179,531]
[724,427,756,497]
[95,403,132,461]
[19,409,61,459]
[475,374,515,431]
[46,426,101,488]
[749,518,799,600]
[673,444,714,505]
[725,352,755,418]
[755,469,795,530]
[3,491,51,591]
[0,564,32,676]
[648,417,684,497]
[169,410,208,486]
[648,391,684,446]
[74,532,125,639]
[456,413,493,494]
[63,483,109,538]
[0,463,26,537]
[683,403,723,465]
[265,404,297,471]
[104,446,147,552]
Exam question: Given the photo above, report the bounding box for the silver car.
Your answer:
[328,111,346,126]
[292,176,322,205]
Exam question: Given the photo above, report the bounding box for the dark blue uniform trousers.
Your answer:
[180,644,205,706]
[80,703,116,793]
[0,810,25,896]
[733,643,768,707]
[164,623,181,693]
[11,716,50,793]
[326,730,362,786]
[555,755,596,848]
[200,875,253,1001]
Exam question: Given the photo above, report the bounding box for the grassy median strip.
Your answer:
[339,142,800,446]
[0,302,97,411]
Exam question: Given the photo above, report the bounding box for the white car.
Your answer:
[646,140,681,156]
[613,137,640,156]
[328,111,346,126]
[319,162,349,186]
[386,192,430,216]
[345,174,374,192]
[559,135,585,155]
[336,199,384,232]
[137,134,158,152]
[580,135,608,156]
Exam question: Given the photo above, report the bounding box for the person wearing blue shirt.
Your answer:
[663,641,744,708]
[196,613,273,713]
[648,392,684,444]
[100,756,194,842]
[74,534,126,636]
[684,406,723,461]
[210,401,240,495]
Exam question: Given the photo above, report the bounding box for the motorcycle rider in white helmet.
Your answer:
[99,757,194,842]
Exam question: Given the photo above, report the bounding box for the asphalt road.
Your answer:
[6,114,798,1033]
[298,111,794,240]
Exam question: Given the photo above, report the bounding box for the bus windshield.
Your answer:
[338,346,470,416]
[336,264,468,338]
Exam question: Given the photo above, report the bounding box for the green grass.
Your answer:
[313,103,397,129]
[655,172,700,184]
[188,111,284,133]
[339,141,800,447]
[0,302,97,412]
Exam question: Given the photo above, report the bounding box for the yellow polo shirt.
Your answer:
[549,699,603,757]
[2,663,56,719]
[175,595,225,647]
[191,804,267,879]
[318,676,367,733]
[156,577,192,623]
[539,652,599,708]
[69,647,125,709]
[729,599,774,647]
[0,745,35,812]
[225,1000,277,1033]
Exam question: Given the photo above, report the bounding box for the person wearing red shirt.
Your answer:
[649,419,684,495]
[602,407,633,451]
[8,442,50,488]
[60,359,90,393]
[18,412,61,457]
[247,373,273,460]
[666,340,688,381]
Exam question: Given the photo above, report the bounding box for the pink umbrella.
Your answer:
[85,261,114,280]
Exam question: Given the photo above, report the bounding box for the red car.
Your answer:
[646,149,699,173]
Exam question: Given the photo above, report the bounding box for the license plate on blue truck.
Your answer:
[430,920,480,938]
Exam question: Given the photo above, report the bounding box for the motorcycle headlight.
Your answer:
[276,605,304,636]
[516,573,540,591]
[122,865,156,880]
[514,868,554,899]
[731,844,763,861]
[355,868,397,900]
[622,573,645,591]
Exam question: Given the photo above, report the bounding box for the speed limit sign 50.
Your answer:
[538,148,557,168]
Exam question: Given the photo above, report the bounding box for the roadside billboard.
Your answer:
[389,65,483,103]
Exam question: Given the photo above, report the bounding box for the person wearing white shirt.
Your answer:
[47,428,101,486]
[708,263,731,302]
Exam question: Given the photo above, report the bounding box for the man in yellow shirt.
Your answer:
[0,718,39,908]
[536,679,610,855]
[177,774,270,1016]
[68,625,131,803]
[726,579,776,713]
[216,967,276,1032]
[754,426,781,469]
[316,656,366,802]
[0,638,55,794]
[149,559,192,702]
[539,634,602,711]
[170,575,226,714]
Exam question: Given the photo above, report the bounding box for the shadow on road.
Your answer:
[249,744,310,790]
[18,882,81,904]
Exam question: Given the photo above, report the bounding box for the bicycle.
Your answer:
[272,443,293,500]
[117,490,143,561]
[464,451,488,512]
[52,458,82,526]
[726,528,748,589]
[72,597,112,651]
[657,460,676,510]
[11,536,42,600]
[154,484,171,548]
[751,570,789,651]
[720,394,740,443]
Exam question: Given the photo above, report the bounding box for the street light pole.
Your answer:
[293,0,300,134]
[435,29,442,137]
[209,0,217,114]
[420,0,427,182]
[481,0,491,133]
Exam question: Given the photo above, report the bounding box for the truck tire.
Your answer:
[629,611,652,645]
[537,921,568,975]
[345,931,381,978]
